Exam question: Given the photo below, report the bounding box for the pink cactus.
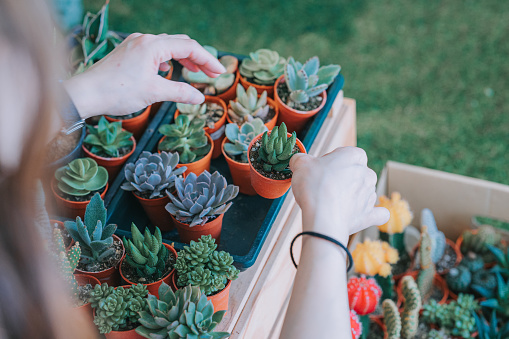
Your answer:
[350,310,362,339]
[348,275,382,315]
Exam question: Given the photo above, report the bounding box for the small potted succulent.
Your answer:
[90,283,148,338]
[64,193,125,286]
[121,151,186,232]
[83,116,136,180]
[239,48,286,97]
[182,45,239,102]
[158,115,213,176]
[247,122,306,199]
[52,157,109,219]
[165,171,239,243]
[274,56,341,133]
[222,119,268,195]
[105,106,152,140]
[457,225,503,264]
[171,235,239,312]
[119,224,178,297]
[174,96,227,159]
[347,276,382,333]
[136,283,230,339]
[227,84,279,129]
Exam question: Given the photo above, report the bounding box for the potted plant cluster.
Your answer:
[239,48,286,97]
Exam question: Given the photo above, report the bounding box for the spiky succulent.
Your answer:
[417,226,435,302]
[158,115,211,164]
[175,235,239,296]
[84,116,133,158]
[228,85,270,124]
[239,48,286,85]
[165,171,239,227]
[64,193,117,270]
[283,56,340,104]
[474,310,509,339]
[224,119,267,163]
[136,283,230,339]
[55,158,108,196]
[52,228,81,300]
[122,224,170,281]
[176,102,217,129]
[445,266,471,294]
[481,271,509,318]
[421,208,447,263]
[256,123,298,173]
[471,269,497,298]
[121,151,186,199]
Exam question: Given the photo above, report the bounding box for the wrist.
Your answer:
[63,72,105,120]
[301,209,349,245]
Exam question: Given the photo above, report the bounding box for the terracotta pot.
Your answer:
[158,133,213,177]
[50,219,75,251]
[273,75,327,134]
[396,271,449,307]
[239,74,275,98]
[226,96,279,130]
[75,235,125,287]
[105,106,151,140]
[171,273,231,312]
[82,135,136,181]
[410,238,463,276]
[174,96,227,160]
[221,138,256,196]
[150,62,174,117]
[74,274,101,318]
[133,193,174,232]
[119,243,177,298]
[247,132,306,199]
[171,213,224,243]
[51,179,108,219]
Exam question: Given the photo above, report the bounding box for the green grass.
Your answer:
[87,0,509,185]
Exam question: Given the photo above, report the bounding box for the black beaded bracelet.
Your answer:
[290,231,353,272]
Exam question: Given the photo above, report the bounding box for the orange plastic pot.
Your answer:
[190,70,240,104]
[82,136,136,181]
[75,235,125,287]
[239,75,275,97]
[221,138,256,195]
[273,75,327,134]
[158,133,213,177]
[171,274,231,312]
[396,271,449,307]
[74,274,101,318]
[105,106,151,140]
[51,179,108,219]
[226,96,279,130]
[410,238,462,276]
[119,243,177,298]
[171,213,224,243]
[50,219,74,251]
[150,61,174,118]
[247,132,306,199]
[133,193,174,232]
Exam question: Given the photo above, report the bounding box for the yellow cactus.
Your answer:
[377,192,413,234]
[352,239,399,277]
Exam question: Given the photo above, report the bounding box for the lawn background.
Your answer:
[86,0,509,185]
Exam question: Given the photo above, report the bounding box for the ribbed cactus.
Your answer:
[377,192,413,254]
[256,123,298,173]
[400,276,421,338]
[347,276,382,315]
[417,226,435,301]
[445,266,471,294]
[420,208,446,264]
[382,299,401,339]
[461,251,484,272]
[461,225,501,261]
[52,228,81,300]
[471,269,497,298]
[350,310,362,339]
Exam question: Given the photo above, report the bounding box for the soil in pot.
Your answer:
[203,102,224,129]
[120,251,176,285]
[276,79,324,112]
[76,237,124,273]
[108,107,145,121]
[248,141,300,180]
[76,283,93,308]
[54,184,107,203]
[45,130,82,164]
[83,143,133,159]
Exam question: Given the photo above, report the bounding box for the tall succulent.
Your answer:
[283,56,340,104]
[176,102,216,129]
[55,158,108,196]
[84,116,133,158]
[382,299,401,339]
[158,115,211,164]
[417,226,435,301]
[64,193,117,270]
[228,85,270,124]
[122,224,170,280]
[420,208,446,263]
[224,119,267,163]
[52,228,81,300]
[136,283,230,339]
[239,48,286,85]
[255,123,298,173]
[165,171,239,227]
[121,151,186,199]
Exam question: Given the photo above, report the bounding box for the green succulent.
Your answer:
[445,266,471,294]
[471,269,497,298]
[461,225,502,261]
[55,158,108,196]
[158,115,211,164]
[52,228,81,301]
[228,85,270,124]
[224,119,268,163]
[422,299,443,325]
[176,102,217,129]
[421,208,447,263]
[428,329,450,339]
[461,251,485,272]
[487,244,509,275]
[474,310,509,339]
[136,283,230,339]
[382,299,401,339]
[64,193,117,270]
[122,224,170,281]
[417,226,435,302]
[239,48,286,85]
[481,271,509,318]
[84,116,133,158]
[256,123,298,173]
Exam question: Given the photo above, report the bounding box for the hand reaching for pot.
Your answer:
[64,33,226,120]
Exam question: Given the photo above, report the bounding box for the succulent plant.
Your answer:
[255,123,298,173]
[165,171,239,227]
[428,329,450,339]
[347,276,382,316]
[176,102,217,129]
[420,208,447,263]
[382,299,401,339]
[461,251,485,272]
[55,158,108,196]
[471,269,497,298]
[136,283,230,339]
[481,271,509,318]
[283,56,340,104]
[121,151,186,199]
[350,310,362,339]
[84,116,133,158]
[487,244,509,274]
[228,85,270,124]
[445,266,472,294]
[224,119,267,163]
[474,309,509,339]
[52,228,81,300]
[239,49,286,85]
[175,235,239,296]
[158,115,211,164]
[64,193,117,270]
[461,225,502,261]
[352,239,399,278]
[422,299,443,325]
[376,192,413,255]
[417,226,436,301]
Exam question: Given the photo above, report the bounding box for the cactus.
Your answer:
[461,251,485,272]
[350,310,362,339]
[52,228,81,300]
[352,239,399,278]
[422,299,443,325]
[382,299,401,339]
[471,269,497,298]
[460,225,502,262]
[417,226,435,301]
[400,276,421,338]
[224,119,268,163]
[347,276,382,315]
[445,266,471,294]
[256,123,298,173]
[377,192,413,255]
[239,48,286,85]
[228,85,270,124]
[420,208,447,263]
[84,116,133,158]
[55,158,108,196]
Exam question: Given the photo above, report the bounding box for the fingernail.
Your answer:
[193,91,205,103]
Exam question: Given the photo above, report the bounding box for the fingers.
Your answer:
[178,59,202,73]
[364,168,377,188]
[152,77,205,104]
[365,207,391,228]
[289,153,315,172]
[323,146,368,166]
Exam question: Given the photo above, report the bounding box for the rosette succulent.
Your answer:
[228,84,270,124]
[158,115,211,164]
[165,171,239,227]
[255,123,298,173]
[84,116,133,158]
[239,48,286,85]
[176,102,216,129]
[121,151,186,199]
[224,119,267,163]
[55,158,108,196]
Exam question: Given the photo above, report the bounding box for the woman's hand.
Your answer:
[64,34,225,119]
